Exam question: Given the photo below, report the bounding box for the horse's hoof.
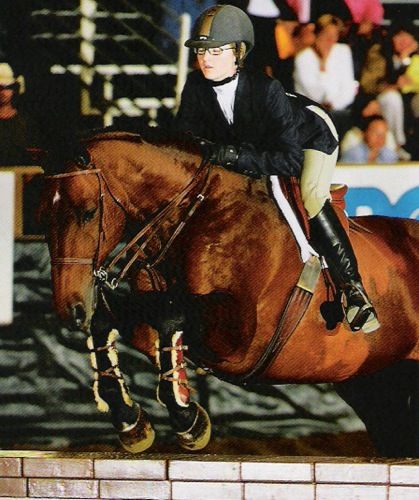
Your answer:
[176,402,211,451]
[119,408,155,453]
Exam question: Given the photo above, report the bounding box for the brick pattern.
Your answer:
[0,452,417,499]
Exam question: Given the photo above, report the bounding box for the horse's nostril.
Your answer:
[71,303,86,328]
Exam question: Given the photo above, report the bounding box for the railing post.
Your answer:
[80,0,99,116]
[175,13,191,111]
[0,172,15,325]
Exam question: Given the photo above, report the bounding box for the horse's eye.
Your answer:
[82,208,96,224]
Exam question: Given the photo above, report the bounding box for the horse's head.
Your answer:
[40,147,126,331]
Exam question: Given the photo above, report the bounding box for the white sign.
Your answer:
[0,172,14,325]
[334,164,419,219]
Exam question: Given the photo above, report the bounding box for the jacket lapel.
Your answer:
[232,72,254,141]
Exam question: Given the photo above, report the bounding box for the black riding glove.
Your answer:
[199,139,237,167]
[198,139,260,179]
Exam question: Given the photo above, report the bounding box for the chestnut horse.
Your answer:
[40,131,419,457]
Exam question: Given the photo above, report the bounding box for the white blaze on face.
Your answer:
[52,189,61,205]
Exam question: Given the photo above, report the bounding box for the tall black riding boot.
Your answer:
[309,201,380,333]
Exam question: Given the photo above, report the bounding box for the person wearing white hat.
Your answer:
[0,62,40,165]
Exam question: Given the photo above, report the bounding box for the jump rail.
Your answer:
[0,451,418,499]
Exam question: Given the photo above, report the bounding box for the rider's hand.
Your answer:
[198,139,238,167]
[197,138,260,179]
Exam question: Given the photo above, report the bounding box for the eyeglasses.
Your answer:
[193,46,234,56]
[0,83,15,90]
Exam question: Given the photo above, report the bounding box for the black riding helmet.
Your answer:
[185,5,254,62]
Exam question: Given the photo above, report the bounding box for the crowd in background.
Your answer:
[216,0,419,163]
[0,0,418,166]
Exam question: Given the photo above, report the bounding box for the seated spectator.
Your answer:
[237,0,297,76]
[273,18,315,89]
[292,21,316,53]
[345,14,385,81]
[0,62,41,165]
[340,115,398,164]
[287,0,352,25]
[293,14,358,136]
[341,93,397,156]
[359,21,418,156]
[391,22,419,152]
[344,0,383,27]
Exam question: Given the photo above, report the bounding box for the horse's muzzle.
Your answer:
[70,302,88,331]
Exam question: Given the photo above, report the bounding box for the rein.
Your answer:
[99,157,211,289]
[45,157,212,289]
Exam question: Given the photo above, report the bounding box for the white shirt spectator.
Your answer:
[294,43,358,110]
[247,0,281,18]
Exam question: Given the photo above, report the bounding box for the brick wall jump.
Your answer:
[0,451,418,499]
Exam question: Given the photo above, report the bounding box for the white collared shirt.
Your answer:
[213,77,239,125]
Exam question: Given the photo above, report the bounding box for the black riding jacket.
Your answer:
[174,69,338,178]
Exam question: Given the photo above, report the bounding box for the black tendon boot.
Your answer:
[309,201,380,333]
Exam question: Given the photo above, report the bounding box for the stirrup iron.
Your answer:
[342,284,380,333]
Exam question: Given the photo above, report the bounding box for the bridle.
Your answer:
[45,156,212,291]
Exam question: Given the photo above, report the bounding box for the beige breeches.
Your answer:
[300,104,340,218]
[300,146,339,218]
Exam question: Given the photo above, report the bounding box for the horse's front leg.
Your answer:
[89,290,155,453]
[153,293,211,451]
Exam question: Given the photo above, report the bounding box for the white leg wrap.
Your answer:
[156,331,190,409]
[87,328,133,413]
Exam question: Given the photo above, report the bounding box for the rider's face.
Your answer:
[196,44,237,81]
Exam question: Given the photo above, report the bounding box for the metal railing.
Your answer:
[31,1,192,127]
[1,167,44,240]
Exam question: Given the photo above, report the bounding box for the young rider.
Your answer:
[173,4,380,333]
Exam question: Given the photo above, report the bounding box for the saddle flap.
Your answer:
[280,178,350,238]
[330,183,348,212]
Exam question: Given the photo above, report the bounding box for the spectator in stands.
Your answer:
[286,0,352,24]
[0,62,40,165]
[272,16,316,90]
[345,2,384,81]
[344,0,383,27]
[293,14,357,137]
[222,0,298,77]
[359,21,418,157]
[341,93,397,158]
[340,115,398,164]
[391,22,419,155]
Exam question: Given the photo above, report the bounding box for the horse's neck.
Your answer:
[98,141,199,221]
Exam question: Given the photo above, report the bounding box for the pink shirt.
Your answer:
[286,0,310,23]
[344,0,384,25]
[287,0,384,25]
